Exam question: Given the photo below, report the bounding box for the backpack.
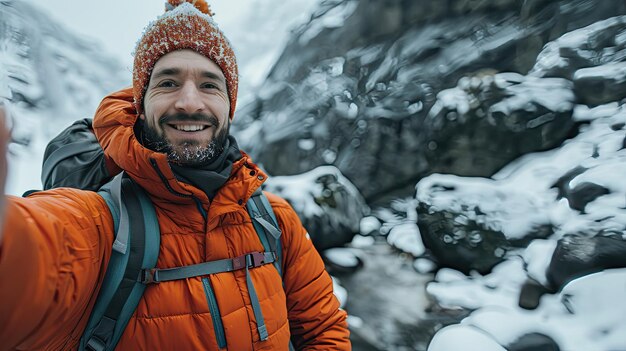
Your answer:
[38,118,288,351]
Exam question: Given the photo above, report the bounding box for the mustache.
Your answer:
[159,112,220,127]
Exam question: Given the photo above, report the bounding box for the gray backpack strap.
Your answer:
[138,249,274,342]
[247,188,283,276]
[247,190,297,350]
[80,173,160,351]
[139,252,275,283]
[246,188,287,343]
[108,173,129,254]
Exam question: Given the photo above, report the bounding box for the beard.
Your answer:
[138,112,229,166]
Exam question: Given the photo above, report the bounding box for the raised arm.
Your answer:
[0,106,115,349]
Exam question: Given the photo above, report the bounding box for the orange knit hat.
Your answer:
[132,0,238,119]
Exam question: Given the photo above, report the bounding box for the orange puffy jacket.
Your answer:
[0,87,350,350]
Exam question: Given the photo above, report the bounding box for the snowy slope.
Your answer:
[1,0,127,194]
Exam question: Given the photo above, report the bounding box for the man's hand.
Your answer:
[0,105,8,245]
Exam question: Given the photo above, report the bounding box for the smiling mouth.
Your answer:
[168,124,210,132]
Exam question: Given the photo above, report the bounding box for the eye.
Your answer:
[157,80,177,88]
[201,82,219,90]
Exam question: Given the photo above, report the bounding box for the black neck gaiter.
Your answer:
[169,135,243,200]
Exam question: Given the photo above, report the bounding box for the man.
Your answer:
[0,1,350,350]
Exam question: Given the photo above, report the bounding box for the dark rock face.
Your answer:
[262,166,369,250]
[547,233,626,291]
[423,73,575,178]
[573,63,626,106]
[233,0,626,205]
[415,174,553,274]
[417,204,509,275]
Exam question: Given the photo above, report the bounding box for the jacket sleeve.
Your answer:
[0,189,114,350]
[270,196,351,350]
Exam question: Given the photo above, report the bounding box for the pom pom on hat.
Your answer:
[165,0,214,16]
[133,0,238,119]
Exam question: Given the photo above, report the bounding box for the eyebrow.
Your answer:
[202,71,226,83]
[151,68,180,80]
[151,67,226,84]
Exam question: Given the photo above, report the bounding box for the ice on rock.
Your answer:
[298,1,358,46]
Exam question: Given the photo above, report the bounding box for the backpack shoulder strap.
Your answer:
[246,189,297,350]
[79,172,160,351]
[246,188,283,276]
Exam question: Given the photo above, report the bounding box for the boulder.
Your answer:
[552,158,626,215]
[423,73,576,177]
[263,165,369,250]
[573,63,626,106]
[546,233,626,291]
[416,174,553,274]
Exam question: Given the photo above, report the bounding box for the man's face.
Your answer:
[140,49,230,165]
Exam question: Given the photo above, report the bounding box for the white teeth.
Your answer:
[174,125,205,132]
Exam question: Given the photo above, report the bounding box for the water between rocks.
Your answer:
[336,241,467,350]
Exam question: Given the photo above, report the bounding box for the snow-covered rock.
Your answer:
[424,74,576,179]
[428,324,506,351]
[426,16,626,348]
[573,62,626,105]
[416,174,554,274]
[429,269,626,351]
[530,16,626,80]
[263,165,369,250]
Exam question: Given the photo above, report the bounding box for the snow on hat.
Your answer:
[133,0,238,119]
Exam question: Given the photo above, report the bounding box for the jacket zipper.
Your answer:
[150,159,192,198]
[150,158,207,221]
[202,277,227,349]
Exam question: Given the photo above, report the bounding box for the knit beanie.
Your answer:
[132,0,238,119]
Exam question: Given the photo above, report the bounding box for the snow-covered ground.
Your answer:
[428,268,626,351]
[422,108,626,349]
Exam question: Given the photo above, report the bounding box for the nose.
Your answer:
[174,81,204,113]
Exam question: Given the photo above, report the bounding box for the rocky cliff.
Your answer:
[233,0,626,205]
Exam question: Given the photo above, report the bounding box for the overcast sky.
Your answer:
[24,0,245,70]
